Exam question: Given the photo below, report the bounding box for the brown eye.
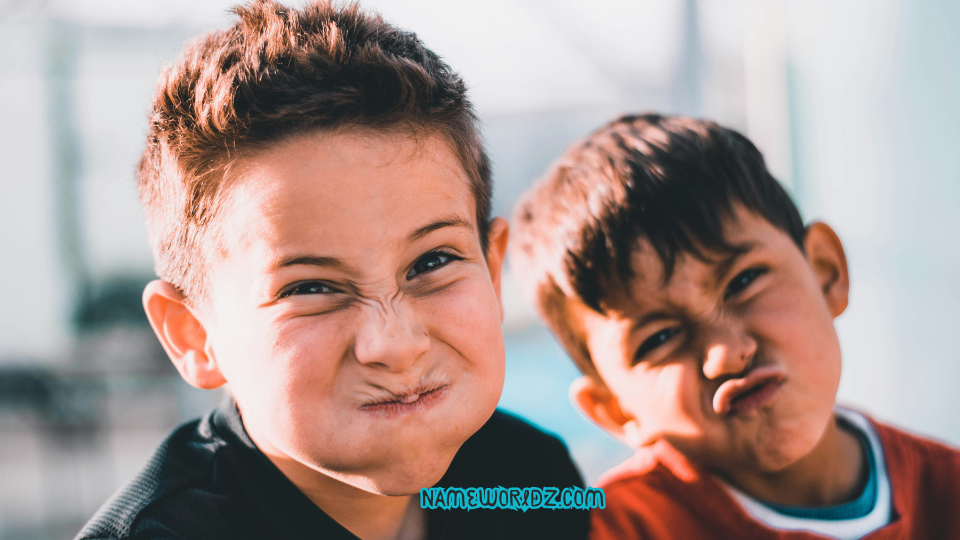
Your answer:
[279,281,338,299]
[634,327,681,363]
[725,268,767,299]
[406,251,462,280]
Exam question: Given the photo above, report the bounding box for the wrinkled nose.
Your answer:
[701,321,757,380]
[352,299,430,372]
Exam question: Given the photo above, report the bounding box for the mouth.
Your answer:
[712,366,786,416]
[360,383,450,419]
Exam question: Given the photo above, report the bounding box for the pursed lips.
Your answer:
[712,365,787,416]
[358,380,451,418]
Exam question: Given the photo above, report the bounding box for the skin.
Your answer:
[570,206,866,507]
[142,130,509,540]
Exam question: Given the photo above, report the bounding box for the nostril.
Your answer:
[703,343,753,379]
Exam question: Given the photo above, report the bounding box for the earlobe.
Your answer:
[803,222,850,318]
[142,280,227,389]
[569,375,643,447]
[484,217,510,321]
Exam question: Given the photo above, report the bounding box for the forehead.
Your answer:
[601,208,795,314]
[218,130,477,262]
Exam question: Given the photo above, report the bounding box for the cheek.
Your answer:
[652,363,708,426]
[417,278,505,372]
[749,282,842,386]
[615,362,706,439]
[269,314,352,386]
[217,311,351,425]
[746,283,842,462]
[416,278,506,420]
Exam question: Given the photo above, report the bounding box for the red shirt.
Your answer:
[589,418,960,539]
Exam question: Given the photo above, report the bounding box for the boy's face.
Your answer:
[571,207,849,476]
[175,131,506,495]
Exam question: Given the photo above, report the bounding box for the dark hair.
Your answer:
[510,113,805,377]
[138,0,491,303]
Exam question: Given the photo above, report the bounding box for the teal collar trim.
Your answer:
[758,420,877,521]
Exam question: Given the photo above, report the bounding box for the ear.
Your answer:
[803,222,849,318]
[142,280,227,389]
[484,217,510,321]
[570,375,645,448]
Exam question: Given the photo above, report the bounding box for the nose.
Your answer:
[700,319,757,380]
[352,298,430,372]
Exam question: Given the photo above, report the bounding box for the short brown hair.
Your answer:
[139,0,491,303]
[510,114,804,378]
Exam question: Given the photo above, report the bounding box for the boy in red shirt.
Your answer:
[510,113,960,539]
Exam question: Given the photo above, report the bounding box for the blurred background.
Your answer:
[1,0,958,537]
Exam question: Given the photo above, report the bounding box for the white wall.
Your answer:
[0,22,70,362]
[785,0,960,443]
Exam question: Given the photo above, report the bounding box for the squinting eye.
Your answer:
[406,251,462,280]
[279,281,338,299]
[634,327,681,363]
[725,268,767,299]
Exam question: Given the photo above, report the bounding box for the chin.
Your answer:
[753,445,807,473]
[754,413,829,473]
[365,450,456,496]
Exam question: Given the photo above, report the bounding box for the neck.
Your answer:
[243,423,427,540]
[294,476,426,540]
[722,415,867,507]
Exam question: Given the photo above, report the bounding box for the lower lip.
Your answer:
[360,386,450,419]
[728,380,783,416]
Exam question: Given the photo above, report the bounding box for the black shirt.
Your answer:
[75,403,589,540]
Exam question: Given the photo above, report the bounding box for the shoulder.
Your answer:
[593,445,685,522]
[467,409,568,454]
[454,409,581,487]
[74,411,232,540]
[445,410,590,540]
[868,415,960,486]
[595,439,702,497]
[594,446,661,489]
[587,442,741,540]
[866,416,960,535]
[870,417,960,462]
[589,460,662,535]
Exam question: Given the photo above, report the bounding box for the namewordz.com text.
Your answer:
[421,486,605,511]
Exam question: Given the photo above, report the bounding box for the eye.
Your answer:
[634,327,681,363]
[406,250,462,280]
[725,267,767,299]
[278,281,338,299]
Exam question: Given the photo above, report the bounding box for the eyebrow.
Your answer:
[274,254,344,270]
[272,216,473,270]
[406,216,472,244]
[709,241,761,290]
[627,241,763,331]
[630,310,679,332]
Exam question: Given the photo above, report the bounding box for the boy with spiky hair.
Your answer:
[511,113,960,539]
[75,2,587,539]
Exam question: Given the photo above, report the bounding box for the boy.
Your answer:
[75,2,587,539]
[510,113,960,539]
